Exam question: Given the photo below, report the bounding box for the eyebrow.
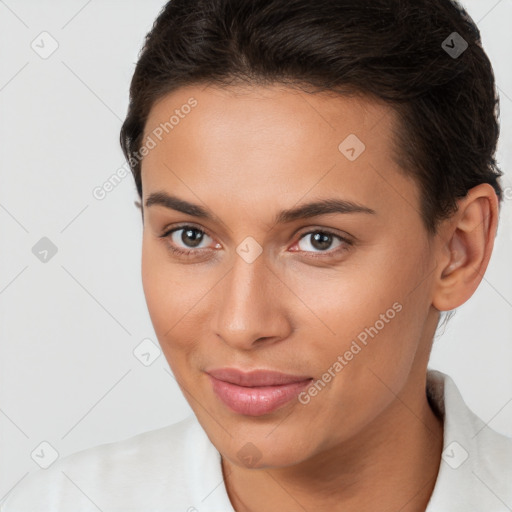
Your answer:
[145,191,376,224]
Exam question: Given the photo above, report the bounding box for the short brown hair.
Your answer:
[120,0,503,233]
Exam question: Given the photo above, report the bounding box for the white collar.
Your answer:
[425,369,512,510]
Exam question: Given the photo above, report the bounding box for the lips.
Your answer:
[205,367,313,416]
[206,367,312,387]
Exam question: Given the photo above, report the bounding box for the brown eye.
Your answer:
[173,227,206,248]
[295,230,352,257]
[159,225,215,258]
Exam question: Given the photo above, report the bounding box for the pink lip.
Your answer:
[206,368,313,416]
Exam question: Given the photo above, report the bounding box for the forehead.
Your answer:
[143,83,395,157]
[141,84,419,226]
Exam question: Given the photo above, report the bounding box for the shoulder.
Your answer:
[426,369,512,509]
[1,415,204,511]
[462,399,512,505]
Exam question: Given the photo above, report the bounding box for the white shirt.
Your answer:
[2,369,511,511]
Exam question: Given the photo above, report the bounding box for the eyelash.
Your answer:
[158,224,353,259]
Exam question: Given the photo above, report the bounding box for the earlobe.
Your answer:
[432,184,499,311]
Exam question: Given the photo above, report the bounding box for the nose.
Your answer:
[211,250,292,351]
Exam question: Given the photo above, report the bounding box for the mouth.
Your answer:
[205,368,313,416]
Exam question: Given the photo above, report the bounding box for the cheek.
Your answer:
[293,246,419,333]
[141,238,164,322]
[141,237,209,366]
[291,256,432,443]
[304,243,431,376]
[141,237,182,340]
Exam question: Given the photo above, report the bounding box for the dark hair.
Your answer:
[120,0,503,233]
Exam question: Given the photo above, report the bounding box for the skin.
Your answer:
[139,84,498,511]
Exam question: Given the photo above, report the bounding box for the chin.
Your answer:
[219,434,314,471]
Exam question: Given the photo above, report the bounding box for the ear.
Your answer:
[432,183,499,311]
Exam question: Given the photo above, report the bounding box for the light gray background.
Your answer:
[1,0,511,500]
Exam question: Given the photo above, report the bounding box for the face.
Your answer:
[140,84,440,468]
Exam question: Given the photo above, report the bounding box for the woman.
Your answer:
[3,0,511,510]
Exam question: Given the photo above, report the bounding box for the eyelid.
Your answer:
[161,223,216,248]
[295,226,352,242]
[291,229,353,257]
[162,222,211,237]
[160,223,353,256]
